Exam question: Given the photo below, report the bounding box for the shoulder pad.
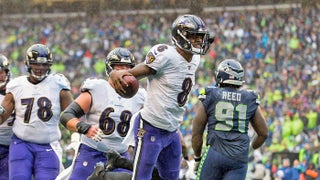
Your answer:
[51,73,71,90]
[80,78,103,92]
[198,87,207,100]
[6,76,27,92]
[247,89,260,104]
[145,44,170,64]
[199,87,206,95]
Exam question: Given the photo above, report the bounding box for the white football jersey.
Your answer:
[80,78,146,153]
[0,92,14,146]
[7,73,71,144]
[140,44,200,132]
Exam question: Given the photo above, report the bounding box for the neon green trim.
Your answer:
[196,145,210,180]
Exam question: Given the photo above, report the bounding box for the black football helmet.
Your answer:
[0,54,10,89]
[25,44,52,81]
[215,59,244,87]
[105,47,135,77]
[171,14,213,55]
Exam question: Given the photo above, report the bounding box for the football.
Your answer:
[121,75,139,98]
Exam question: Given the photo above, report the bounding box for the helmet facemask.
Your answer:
[29,66,51,82]
[0,55,10,89]
[173,29,211,55]
[25,44,53,82]
[171,14,214,55]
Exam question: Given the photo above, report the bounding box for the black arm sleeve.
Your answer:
[60,101,85,128]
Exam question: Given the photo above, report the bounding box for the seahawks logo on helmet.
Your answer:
[215,59,244,87]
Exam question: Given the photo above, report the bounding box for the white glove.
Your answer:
[92,129,103,142]
[66,133,81,150]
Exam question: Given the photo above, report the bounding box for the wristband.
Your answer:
[194,155,202,162]
[76,121,91,134]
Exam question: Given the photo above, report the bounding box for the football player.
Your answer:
[0,44,74,179]
[59,47,146,180]
[0,54,14,180]
[191,59,268,179]
[110,14,214,179]
[87,120,188,180]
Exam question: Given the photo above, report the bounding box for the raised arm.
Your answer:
[110,63,155,96]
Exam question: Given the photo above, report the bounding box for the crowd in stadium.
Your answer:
[0,3,319,179]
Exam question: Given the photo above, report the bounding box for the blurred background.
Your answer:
[0,0,319,179]
[0,0,315,14]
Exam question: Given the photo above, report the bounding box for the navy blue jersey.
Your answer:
[199,86,260,163]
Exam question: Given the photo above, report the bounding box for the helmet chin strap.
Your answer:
[30,69,49,81]
[0,81,6,89]
[190,45,202,54]
[191,38,211,55]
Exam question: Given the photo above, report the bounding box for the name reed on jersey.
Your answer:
[222,91,241,102]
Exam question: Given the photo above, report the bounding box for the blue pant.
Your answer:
[0,144,9,180]
[9,135,60,180]
[198,146,248,180]
[132,114,181,180]
[69,144,131,180]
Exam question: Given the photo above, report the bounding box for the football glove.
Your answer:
[92,128,103,142]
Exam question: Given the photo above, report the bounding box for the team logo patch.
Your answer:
[137,128,146,137]
[146,52,155,64]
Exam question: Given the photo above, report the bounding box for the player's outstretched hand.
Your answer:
[109,70,132,96]
[86,126,103,142]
